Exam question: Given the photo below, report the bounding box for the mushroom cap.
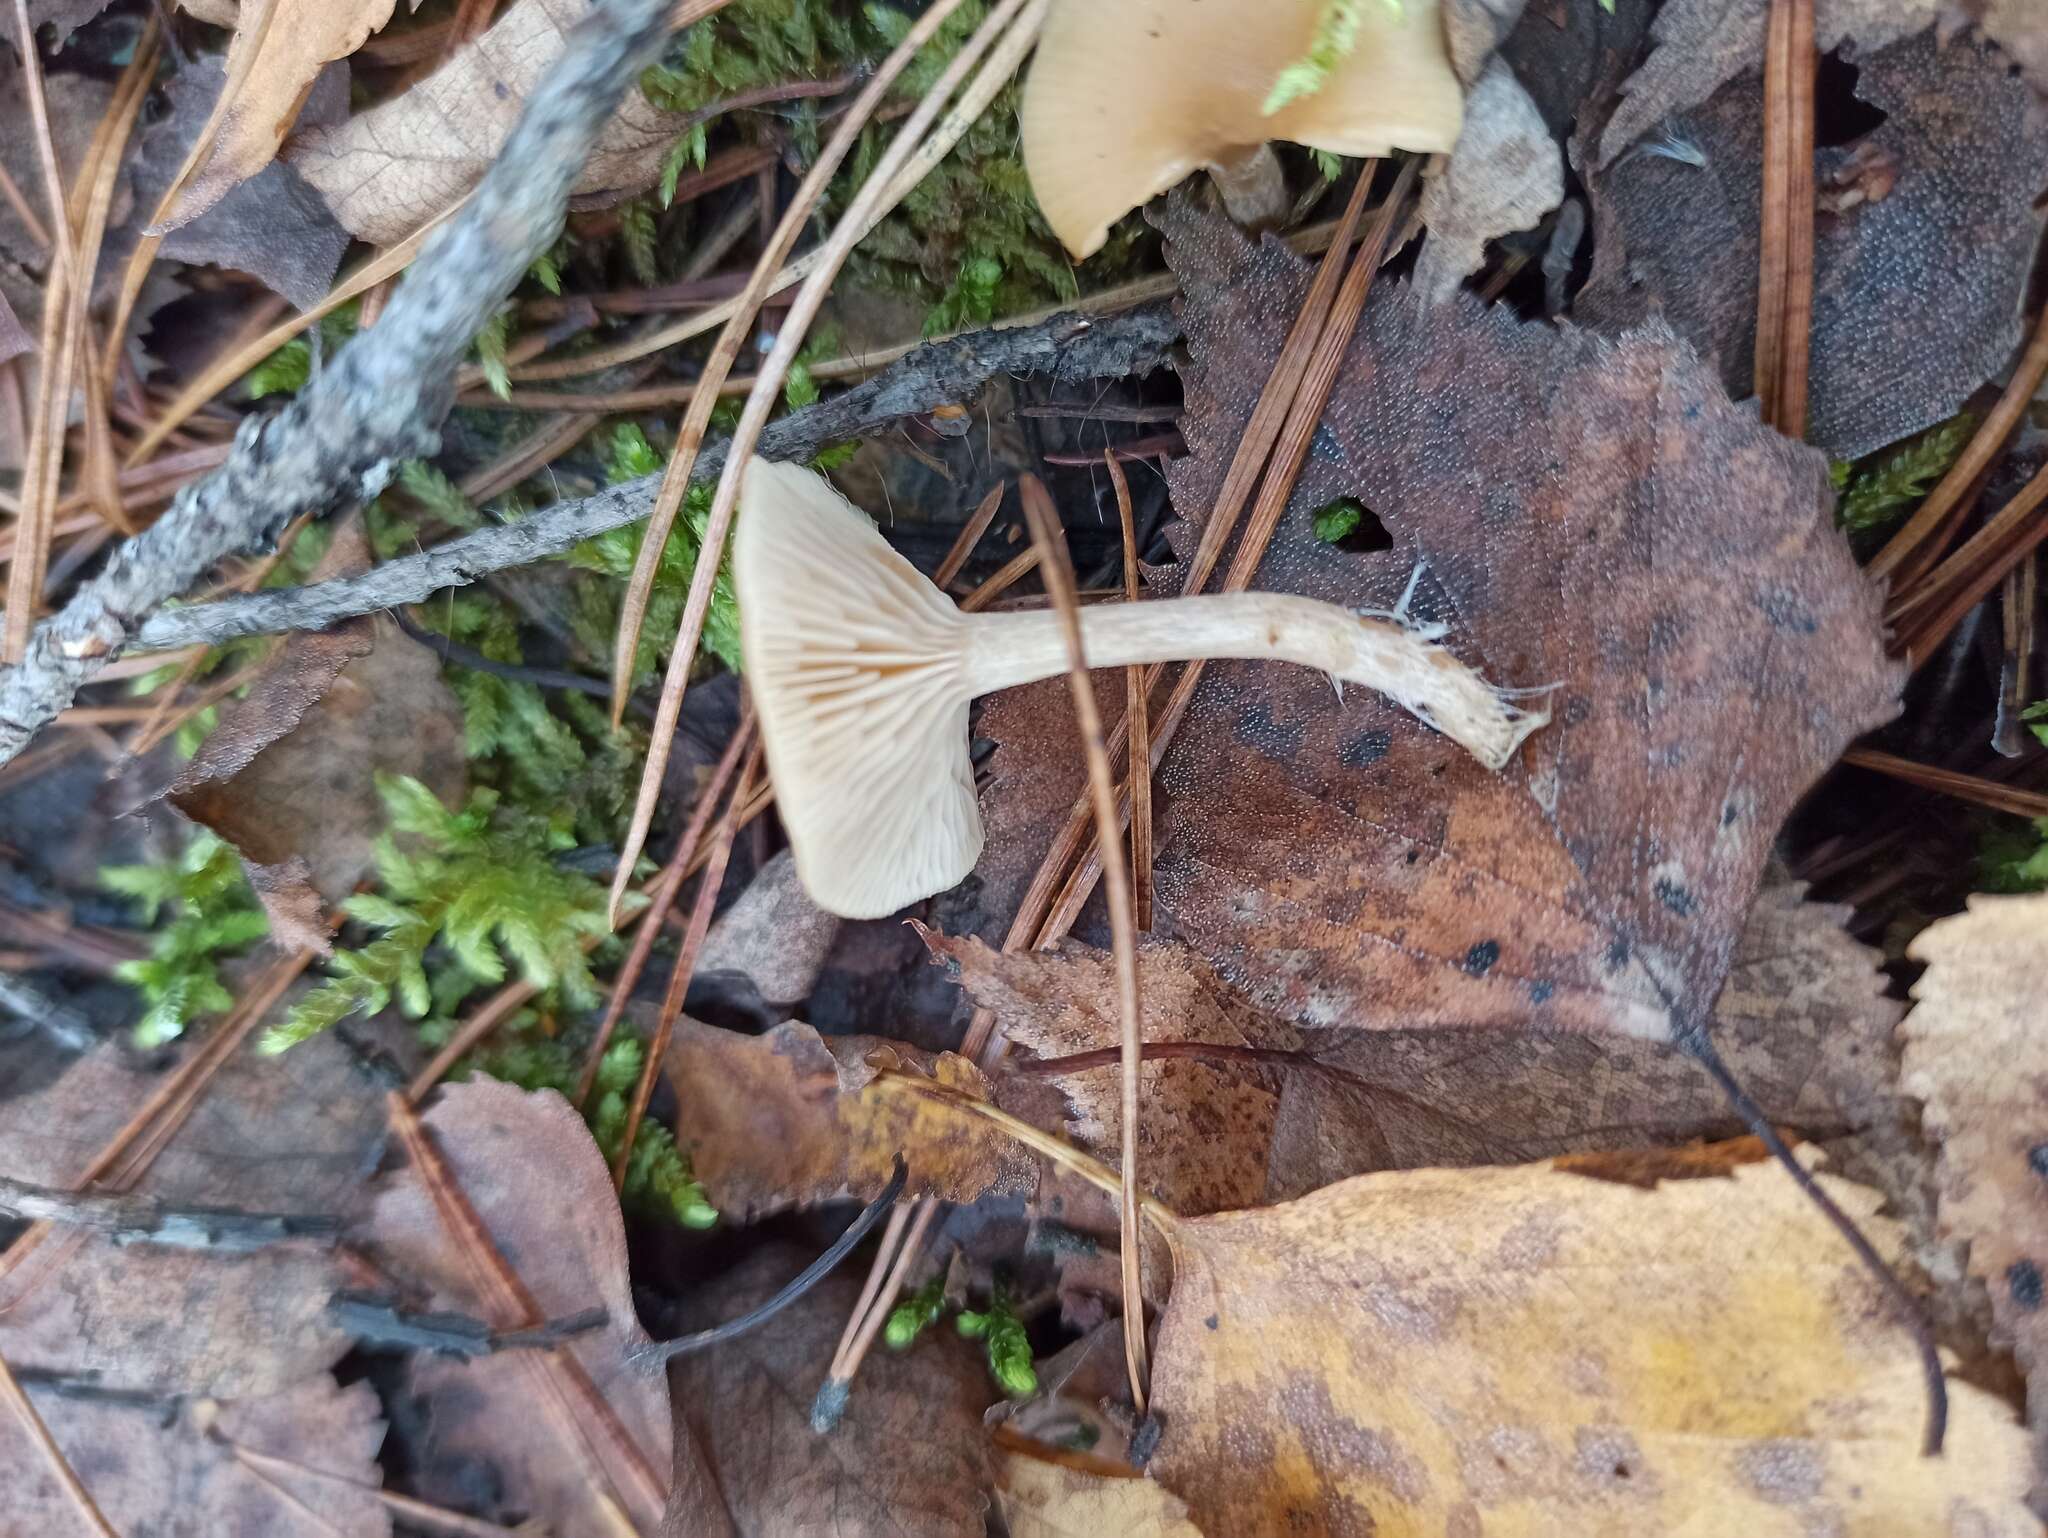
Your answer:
[1021,0,1465,258]
[733,458,984,920]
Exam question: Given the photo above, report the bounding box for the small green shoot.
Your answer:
[1313,497,1368,544]
[1832,413,1976,536]
[884,1276,948,1349]
[956,1292,1037,1398]
[102,833,270,1048]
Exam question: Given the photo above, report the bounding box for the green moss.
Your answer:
[242,302,360,400]
[102,832,269,1048]
[1832,413,1976,537]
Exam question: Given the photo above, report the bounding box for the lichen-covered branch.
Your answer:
[134,304,1180,653]
[0,0,677,765]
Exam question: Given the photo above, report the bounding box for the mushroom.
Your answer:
[1020,0,1465,259]
[733,459,1545,920]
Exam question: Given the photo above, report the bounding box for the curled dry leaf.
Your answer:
[1148,1156,2034,1535]
[661,1016,1035,1220]
[0,1022,410,1398]
[361,1079,674,1537]
[1414,58,1564,305]
[926,882,1906,1214]
[1063,196,1900,1051]
[155,525,464,949]
[162,0,398,229]
[994,1434,1204,1538]
[1583,15,2048,457]
[662,1249,994,1537]
[1899,890,2048,1442]
[4,1375,390,1538]
[129,56,353,309]
[288,0,687,246]
[695,847,842,1011]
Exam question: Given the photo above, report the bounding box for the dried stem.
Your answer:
[1842,746,2048,819]
[934,481,1007,590]
[1019,473,1149,1413]
[576,714,755,1106]
[612,740,758,1189]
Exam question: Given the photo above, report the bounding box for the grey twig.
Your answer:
[0,1174,339,1252]
[0,968,96,1051]
[329,1291,609,1357]
[133,306,1181,654]
[0,0,678,765]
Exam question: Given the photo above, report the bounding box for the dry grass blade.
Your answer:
[959,546,1041,612]
[612,740,760,1191]
[1843,747,2048,819]
[1018,473,1149,1413]
[1107,452,1153,930]
[608,0,1046,923]
[934,481,1006,589]
[1996,557,2038,756]
[386,1092,666,1529]
[604,0,974,724]
[1756,0,1815,438]
[0,1350,118,1537]
[576,715,756,1106]
[1869,306,2048,583]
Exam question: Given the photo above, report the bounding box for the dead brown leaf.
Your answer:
[929,882,1903,1215]
[0,64,119,328]
[0,289,30,367]
[128,56,353,309]
[1147,1155,2034,1534]
[1959,0,2048,91]
[0,1021,410,1398]
[27,0,117,45]
[1583,17,2048,457]
[362,1079,672,1537]
[3,1375,390,1537]
[662,1016,1035,1220]
[287,0,688,246]
[662,1248,994,1537]
[1596,0,1940,162]
[158,527,464,937]
[1415,57,1564,304]
[1899,890,2048,1444]
[994,1434,1203,1538]
[162,0,397,229]
[1088,197,1900,1054]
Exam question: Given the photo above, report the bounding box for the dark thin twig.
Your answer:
[329,1291,609,1358]
[1679,1027,1948,1456]
[388,609,616,702]
[132,306,1178,654]
[635,1157,908,1366]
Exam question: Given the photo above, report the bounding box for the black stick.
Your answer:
[329,1291,609,1358]
[1679,1025,1948,1456]
[635,1157,909,1368]
[131,307,1180,655]
[0,0,678,764]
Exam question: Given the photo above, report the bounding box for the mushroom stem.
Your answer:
[962,590,1544,771]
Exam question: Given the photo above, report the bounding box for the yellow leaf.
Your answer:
[994,1432,1205,1537]
[1149,1156,2033,1535]
[1900,891,2048,1421]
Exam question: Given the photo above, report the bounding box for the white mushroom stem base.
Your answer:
[964,591,1544,771]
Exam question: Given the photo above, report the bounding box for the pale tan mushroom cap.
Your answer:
[734,458,984,921]
[1022,0,1465,258]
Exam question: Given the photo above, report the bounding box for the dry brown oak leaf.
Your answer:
[361,1079,678,1537]
[1002,195,1901,1060]
[0,1022,409,1398]
[2,1375,391,1538]
[1899,891,2048,1446]
[288,0,687,246]
[662,1016,1036,1220]
[926,879,1904,1215]
[662,1246,995,1538]
[1583,12,2048,459]
[1146,1154,2034,1536]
